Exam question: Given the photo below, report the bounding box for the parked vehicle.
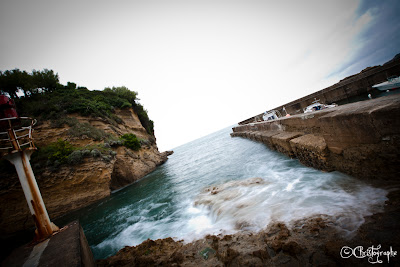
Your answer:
[372,76,400,91]
[303,99,337,113]
[263,110,282,121]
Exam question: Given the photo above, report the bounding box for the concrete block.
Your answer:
[271,132,303,157]
[239,132,247,138]
[260,131,282,149]
[248,132,257,140]
[290,134,332,171]
[253,132,263,142]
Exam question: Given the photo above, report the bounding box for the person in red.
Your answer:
[0,95,19,129]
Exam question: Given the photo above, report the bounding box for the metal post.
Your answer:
[1,119,58,241]
[5,151,59,240]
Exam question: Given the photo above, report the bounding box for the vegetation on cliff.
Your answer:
[0,68,151,172]
[120,133,141,151]
[0,69,154,135]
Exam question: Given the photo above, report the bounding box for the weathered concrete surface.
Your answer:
[261,131,282,149]
[290,134,332,171]
[271,132,303,157]
[318,95,400,180]
[2,220,95,267]
[232,94,400,181]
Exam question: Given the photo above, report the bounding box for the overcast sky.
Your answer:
[1,0,399,151]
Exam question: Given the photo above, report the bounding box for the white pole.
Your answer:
[3,126,58,240]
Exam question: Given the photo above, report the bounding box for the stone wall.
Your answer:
[232,94,400,181]
[239,55,400,125]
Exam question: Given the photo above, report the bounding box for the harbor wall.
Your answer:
[231,94,400,181]
[239,55,400,125]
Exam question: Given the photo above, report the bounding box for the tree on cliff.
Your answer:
[104,86,137,104]
[0,68,154,135]
[0,69,59,98]
[0,69,30,98]
[103,86,154,135]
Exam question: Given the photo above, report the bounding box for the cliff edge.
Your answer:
[0,89,171,236]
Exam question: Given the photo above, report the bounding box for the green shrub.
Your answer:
[121,133,141,151]
[31,141,117,170]
[35,139,75,164]
[50,116,79,128]
[91,149,101,157]
[132,102,154,135]
[68,122,110,141]
[67,150,84,165]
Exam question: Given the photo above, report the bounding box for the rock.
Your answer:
[163,150,174,157]
[217,247,240,265]
[252,248,270,261]
[97,238,184,267]
[282,241,303,256]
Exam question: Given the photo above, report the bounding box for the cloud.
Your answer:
[1,0,399,150]
[328,0,400,78]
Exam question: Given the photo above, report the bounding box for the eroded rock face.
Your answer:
[110,146,167,191]
[0,108,170,235]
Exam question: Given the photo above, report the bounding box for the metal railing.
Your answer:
[0,117,37,156]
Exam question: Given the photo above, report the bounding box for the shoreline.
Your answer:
[97,177,400,266]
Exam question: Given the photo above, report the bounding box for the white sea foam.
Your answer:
[188,175,387,238]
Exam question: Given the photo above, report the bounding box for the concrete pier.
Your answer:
[239,55,400,125]
[2,221,95,267]
[231,94,400,181]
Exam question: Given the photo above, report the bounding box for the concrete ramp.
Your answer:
[2,221,94,267]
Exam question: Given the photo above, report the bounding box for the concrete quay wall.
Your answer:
[239,55,400,125]
[231,94,400,181]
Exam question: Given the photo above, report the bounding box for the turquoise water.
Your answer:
[56,126,387,259]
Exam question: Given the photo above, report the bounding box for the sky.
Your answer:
[1,0,399,151]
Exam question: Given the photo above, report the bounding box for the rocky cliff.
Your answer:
[0,108,171,235]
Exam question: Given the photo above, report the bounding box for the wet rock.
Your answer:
[282,241,303,256]
[311,251,337,266]
[274,253,296,266]
[269,240,283,253]
[252,248,270,261]
[217,247,240,266]
[199,247,216,260]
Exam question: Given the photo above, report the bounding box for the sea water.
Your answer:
[56,126,388,259]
